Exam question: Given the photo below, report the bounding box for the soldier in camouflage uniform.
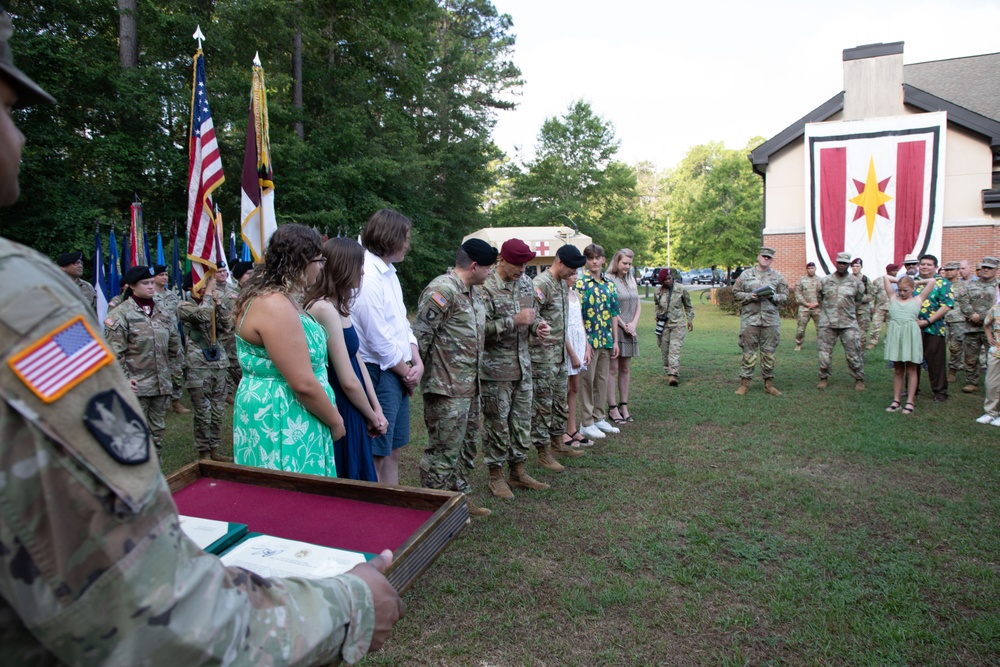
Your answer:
[152,263,191,414]
[850,258,875,349]
[732,247,789,395]
[0,22,402,660]
[816,252,865,390]
[57,251,97,311]
[481,239,558,499]
[867,263,897,349]
[941,261,968,381]
[103,265,182,456]
[415,239,497,517]
[957,256,1000,392]
[531,244,588,474]
[214,262,242,402]
[178,273,233,461]
[654,268,693,385]
[794,262,820,350]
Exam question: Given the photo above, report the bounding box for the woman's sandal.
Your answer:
[618,402,635,423]
[902,402,915,415]
[561,432,581,449]
[568,430,595,447]
[608,405,628,425]
[886,400,901,413]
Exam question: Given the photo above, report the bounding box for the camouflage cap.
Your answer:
[835,252,851,263]
[943,261,960,271]
[981,256,999,269]
[0,9,55,108]
[759,247,775,258]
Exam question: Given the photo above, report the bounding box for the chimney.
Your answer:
[842,41,905,120]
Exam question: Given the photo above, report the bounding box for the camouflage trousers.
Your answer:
[796,308,820,345]
[964,330,987,385]
[948,324,966,373]
[658,324,687,376]
[419,393,480,494]
[530,363,568,448]
[187,367,227,453]
[739,325,780,380]
[136,394,170,455]
[171,342,185,401]
[481,377,533,466]
[818,326,864,380]
[869,308,888,346]
[856,308,872,347]
[225,363,242,399]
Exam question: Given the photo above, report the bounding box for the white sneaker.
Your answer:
[580,424,606,440]
[594,419,620,434]
[976,413,995,424]
[992,417,1000,427]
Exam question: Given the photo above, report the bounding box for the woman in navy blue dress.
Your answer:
[306,239,387,481]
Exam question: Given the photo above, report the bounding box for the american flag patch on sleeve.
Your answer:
[430,292,448,310]
[9,316,114,403]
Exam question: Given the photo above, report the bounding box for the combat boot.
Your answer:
[962,384,978,393]
[508,462,550,491]
[667,375,679,386]
[763,379,782,396]
[855,380,865,391]
[947,372,957,383]
[464,495,491,517]
[816,379,828,389]
[487,465,514,500]
[735,378,750,395]
[794,343,802,351]
[536,445,565,472]
[172,399,191,414]
[551,439,585,458]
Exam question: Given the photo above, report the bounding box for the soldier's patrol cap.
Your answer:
[943,261,960,271]
[122,265,154,285]
[903,255,919,265]
[461,238,498,266]
[0,8,56,108]
[232,260,254,280]
[981,256,999,269]
[152,264,168,275]
[556,244,586,269]
[835,252,851,263]
[806,261,815,268]
[850,257,862,266]
[759,247,776,258]
[500,238,536,264]
[56,251,83,266]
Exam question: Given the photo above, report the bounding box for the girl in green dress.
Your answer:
[231,224,345,476]
[882,275,936,415]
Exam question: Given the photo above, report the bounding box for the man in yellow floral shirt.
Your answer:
[575,243,620,442]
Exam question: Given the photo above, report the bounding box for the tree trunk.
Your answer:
[117,0,138,69]
[292,26,303,139]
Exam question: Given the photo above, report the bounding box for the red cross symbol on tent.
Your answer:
[534,241,550,256]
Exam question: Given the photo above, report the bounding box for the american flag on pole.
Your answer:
[186,49,225,297]
[9,317,114,403]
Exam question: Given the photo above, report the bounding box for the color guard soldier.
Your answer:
[57,250,97,310]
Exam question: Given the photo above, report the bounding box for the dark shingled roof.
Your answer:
[905,53,1000,123]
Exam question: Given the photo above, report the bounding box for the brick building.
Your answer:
[750,42,1000,279]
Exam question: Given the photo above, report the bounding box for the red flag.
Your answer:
[186,49,225,297]
[129,202,143,268]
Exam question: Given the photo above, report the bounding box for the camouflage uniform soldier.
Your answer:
[177,274,233,462]
[816,252,865,390]
[481,239,558,499]
[531,244,588,474]
[941,261,967,381]
[152,263,191,414]
[850,258,874,348]
[415,239,497,517]
[214,263,242,402]
[654,268,693,385]
[732,246,789,395]
[103,265,182,456]
[957,256,1000,392]
[0,19,402,661]
[57,251,97,310]
[867,262,897,349]
[794,262,820,350]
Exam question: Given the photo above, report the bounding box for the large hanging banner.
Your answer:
[805,112,946,276]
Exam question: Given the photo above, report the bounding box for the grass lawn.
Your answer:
[161,296,999,666]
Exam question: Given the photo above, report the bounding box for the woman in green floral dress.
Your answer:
[231,224,345,476]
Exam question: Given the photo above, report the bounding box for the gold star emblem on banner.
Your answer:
[850,157,893,241]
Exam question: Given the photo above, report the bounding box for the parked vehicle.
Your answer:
[640,267,666,286]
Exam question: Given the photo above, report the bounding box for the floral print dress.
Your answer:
[233,311,337,477]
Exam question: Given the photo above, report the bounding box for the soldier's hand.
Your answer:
[536,321,551,340]
[129,379,139,392]
[687,322,694,332]
[346,550,405,654]
[750,293,759,301]
[514,308,535,326]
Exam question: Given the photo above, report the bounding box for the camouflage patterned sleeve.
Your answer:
[103,312,131,380]
[413,281,450,364]
[771,274,789,305]
[682,289,694,322]
[732,273,752,303]
[482,286,513,342]
[794,278,804,303]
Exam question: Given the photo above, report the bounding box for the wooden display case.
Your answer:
[167,461,468,593]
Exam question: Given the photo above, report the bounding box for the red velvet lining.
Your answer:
[173,478,434,554]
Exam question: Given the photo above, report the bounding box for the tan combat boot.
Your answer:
[816,379,828,389]
[508,462,550,491]
[947,372,957,383]
[199,449,234,463]
[735,378,750,395]
[763,379,782,396]
[855,380,865,391]
[465,495,491,517]
[667,375,679,386]
[551,438,585,458]
[536,445,565,472]
[794,343,802,351]
[172,399,191,414]
[487,465,515,500]
[962,384,978,393]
